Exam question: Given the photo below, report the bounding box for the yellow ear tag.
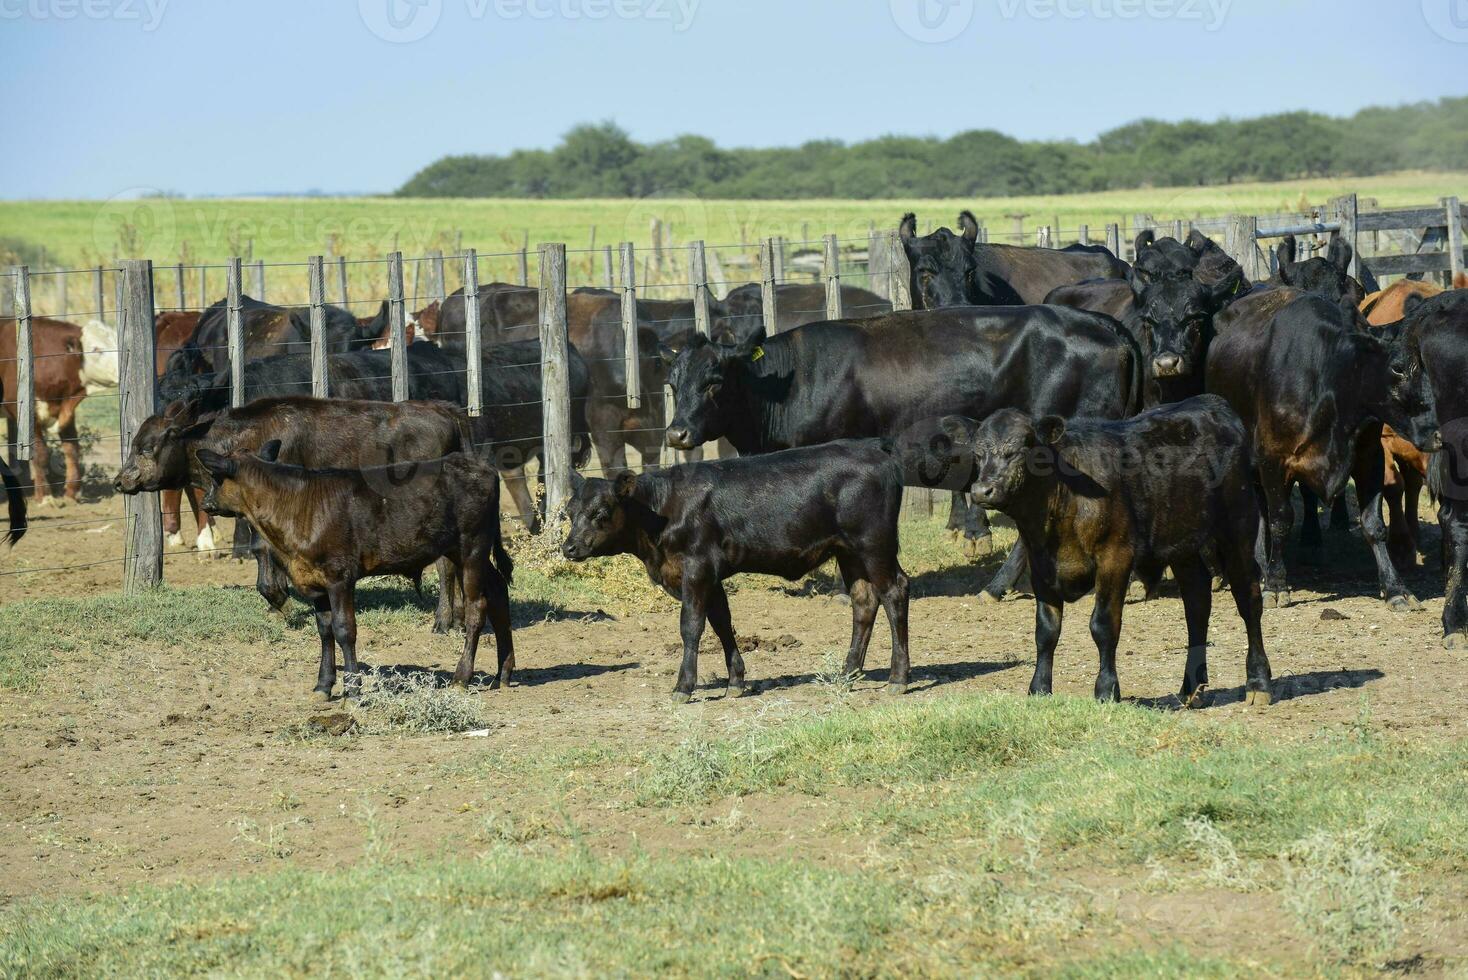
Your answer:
[751,346,765,362]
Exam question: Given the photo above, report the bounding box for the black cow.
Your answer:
[159,295,374,399]
[1403,291,1468,647]
[662,308,1141,599]
[197,442,514,699]
[714,282,893,345]
[1207,289,1438,610]
[1,456,23,547]
[1266,235,1366,306]
[942,396,1272,706]
[899,211,1127,309]
[561,441,910,701]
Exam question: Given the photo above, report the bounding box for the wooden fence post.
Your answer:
[120,259,162,591]
[516,243,529,287]
[619,243,641,411]
[174,262,186,311]
[538,243,573,520]
[387,252,409,402]
[1332,194,1360,281]
[823,234,844,320]
[1444,196,1464,285]
[12,267,33,462]
[759,238,779,331]
[463,249,483,418]
[706,247,728,300]
[251,259,265,301]
[602,245,614,289]
[689,241,711,338]
[888,231,913,311]
[1172,219,1184,241]
[773,236,787,284]
[308,256,329,398]
[94,267,106,326]
[226,258,245,407]
[197,265,206,310]
[868,229,889,300]
[1078,224,1090,246]
[337,256,350,307]
[429,250,447,305]
[1106,223,1121,259]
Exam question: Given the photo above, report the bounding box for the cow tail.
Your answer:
[1,457,26,548]
[492,527,514,587]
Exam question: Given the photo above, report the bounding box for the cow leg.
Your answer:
[705,584,745,696]
[501,468,540,535]
[232,519,254,560]
[1257,468,1293,608]
[1404,466,1423,563]
[836,554,879,681]
[962,496,993,558]
[327,583,362,700]
[1219,498,1273,704]
[29,429,51,503]
[1173,556,1213,707]
[672,568,712,703]
[433,557,462,634]
[163,488,183,544]
[482,555,515,690]
[254,541,291,616]
[188,486,217,559]
[1328,494,1352,533]
[1029,586,1063,697]
[452,556,485,687]
[1298,486,1323,562]
[1442,498,1468,648]
[870,559,911,695]
[1089,561,1129,703]
[1384,467,1413,571]
[981,539,1028,602]
[310,594,337,700]
[1354,445,1421,612]
[57,403,81,502]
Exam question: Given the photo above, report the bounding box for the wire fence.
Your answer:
[3,194,1463,593]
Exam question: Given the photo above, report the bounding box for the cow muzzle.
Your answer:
[666,426,695,451]
[1152,353,1184,378]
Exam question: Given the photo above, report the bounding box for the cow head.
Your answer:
[1277,234,1365,306]
[1133,233,1198,282]
[711,283,765,345]
[941,410,1065,510]
[561,470,638,561]
[1376,318,1441,455]
[1129,263,1244,383]
[196,440,280,518]
[663,332,760,450]
[114,398,214,494]
[899,212,983,309]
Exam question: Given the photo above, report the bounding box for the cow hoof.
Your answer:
[1261,590,1291,609]
[1386,594,1422,613]
[726,683,748,699]
[962,535,993,559]
[977,590,1002,605]
[166,532,184,548]
[1126,579,1149,603]
[946,529,962,543]
[1245,688,1273,708]
[885,682,908,696]
[1443,633,1467,651]
[1210,576,1226,593]
[669,691,692,705]
[310,689,333,704]
[1180,685,1210,709]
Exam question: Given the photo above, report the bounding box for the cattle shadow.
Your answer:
[741,658,1019,697]
[346,580,606,629]
[910,547,1017,599]
[374,660,639,690]
[1132,668,1385,712]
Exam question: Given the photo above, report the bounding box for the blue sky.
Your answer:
[0,0,1463,199]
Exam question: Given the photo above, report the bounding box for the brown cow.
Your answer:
[1,317,86,503]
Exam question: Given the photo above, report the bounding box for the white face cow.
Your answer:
[79,319,120,394]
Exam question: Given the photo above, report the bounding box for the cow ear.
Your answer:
[257,440,283,463]
[938,415,977,449]
[1126,266,1150,298]
[1327,233,1352,272]
[1184,229,1210,254]
[1276,235,1297,269]
[658,343,679,367]
[1208,266,1246,308]
[1134,230,1155,254]
[613,470,638,499]
[898,213,917,243]
[957,211,979,243]
[1403,293,1425,317]
[1034,416,1066,446]
[195,449,236,480]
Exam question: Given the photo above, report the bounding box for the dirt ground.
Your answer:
[2,486,1464,969]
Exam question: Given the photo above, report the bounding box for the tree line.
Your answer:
[397,97,1467,199]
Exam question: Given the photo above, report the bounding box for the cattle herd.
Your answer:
[4,211,1468,706]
